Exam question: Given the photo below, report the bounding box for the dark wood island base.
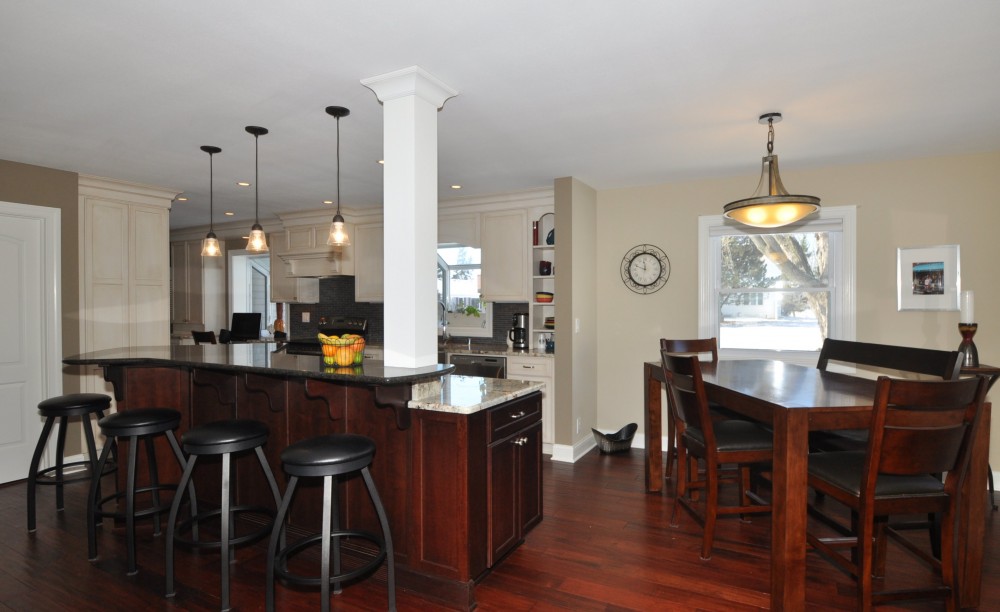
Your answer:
[66,346,543,610]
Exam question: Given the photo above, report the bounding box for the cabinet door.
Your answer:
[354,223,384,302]
[184,241,204,325]
[506,357,554,447]
[519,420,543,534]
[170,241,190,325]
[480,209,528,302]
[487,432,520,565]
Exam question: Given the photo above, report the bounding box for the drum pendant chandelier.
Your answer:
[723,113,820,228]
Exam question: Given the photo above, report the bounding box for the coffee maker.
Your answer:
[508,312,529,351]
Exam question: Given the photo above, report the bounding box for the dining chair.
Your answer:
[659,350,772,560]
[659,338,739,482]
[806,375,988,611]
[191,330,217,345]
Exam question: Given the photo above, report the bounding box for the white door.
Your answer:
[0,201,62,484]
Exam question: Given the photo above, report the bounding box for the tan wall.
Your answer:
[594,151,1000,465]
[0,159,81,389]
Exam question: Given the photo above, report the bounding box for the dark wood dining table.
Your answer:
[642,359,990,611]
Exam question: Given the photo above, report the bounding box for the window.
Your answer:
[437,245,493,338]
[698,206,856,363]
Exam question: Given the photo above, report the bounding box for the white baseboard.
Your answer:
[549,436,597,463]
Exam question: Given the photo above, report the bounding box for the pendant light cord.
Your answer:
[254,133,260,224]
[336,115,342,217]
[209,151,215,232]
[766,117,775,155]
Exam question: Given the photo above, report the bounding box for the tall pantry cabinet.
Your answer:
[78,175,176,396]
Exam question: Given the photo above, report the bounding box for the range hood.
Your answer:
[278,249,351,278]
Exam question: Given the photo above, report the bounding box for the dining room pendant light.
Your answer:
[723,113,820,228]
[244,125,269,253]
[325,105,351,247]
[200,145,223,257]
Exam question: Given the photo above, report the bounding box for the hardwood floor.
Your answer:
[2,449,997,610]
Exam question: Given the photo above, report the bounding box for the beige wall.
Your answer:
[0,159,81,391]
[594,151,1000,465]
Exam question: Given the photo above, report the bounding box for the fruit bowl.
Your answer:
[318,333,366,366]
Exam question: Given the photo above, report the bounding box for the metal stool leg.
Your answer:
[54,416,68,511]
[27,416,56,532]
[267,476,298,612]
[165,455,198,598]
[125,435,139,576]
[320,475,332,612]
[81,413,104,527]
[220,452,232,611]
[362,466,396,611]
[87,440,116,561]
[144,436,162,536]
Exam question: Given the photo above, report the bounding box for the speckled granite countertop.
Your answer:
[409,375,543,414]
[438,342,554,358]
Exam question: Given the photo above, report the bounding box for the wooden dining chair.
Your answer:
[659,338,736,482]
[191,330,217,345]
[660,350,772,560]
[806,375,988,611]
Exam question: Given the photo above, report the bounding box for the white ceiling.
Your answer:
[3,1,999,231]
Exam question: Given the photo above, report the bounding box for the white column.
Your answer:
[361,66,458,368]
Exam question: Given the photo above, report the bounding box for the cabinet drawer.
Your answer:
[488,393,541,443]
[507,357,552,378]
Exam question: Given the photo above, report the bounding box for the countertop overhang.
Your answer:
[64,344,453,385]
[410,375,544,414]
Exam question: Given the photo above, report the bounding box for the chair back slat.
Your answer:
[817,338,962,380]
[659,350,713,445]
[865,376,987,485]
[661,338,719,364]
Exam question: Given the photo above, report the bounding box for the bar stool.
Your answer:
[266,434,396,612]
[165,419,282,611]
[27,393,115,532]
[87,407,189,575]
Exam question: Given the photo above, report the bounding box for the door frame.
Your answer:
[0,200,62,476]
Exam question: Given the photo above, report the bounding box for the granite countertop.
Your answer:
[64,344,452,385]
[439,342,554,359]
[409,375,544,414]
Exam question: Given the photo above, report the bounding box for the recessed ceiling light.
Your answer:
[451,185,462,190]
[323,200,334,205]
[176,196,188,201]
[224,211,235,216]
[377,160,384,165]
[237,181,251,187]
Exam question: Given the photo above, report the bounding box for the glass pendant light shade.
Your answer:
[200,145,223,256]
[245,126,269,253]
[325,105,351,247]
[723,113,820,228]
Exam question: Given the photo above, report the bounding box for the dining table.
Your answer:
[642,358,990,611]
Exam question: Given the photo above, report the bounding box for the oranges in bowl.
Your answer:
[318,333,366,366]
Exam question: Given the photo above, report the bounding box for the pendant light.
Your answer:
[723,113,820,228]
[325,105,351,247]
[244,125,269,252]
[200,145,222,257]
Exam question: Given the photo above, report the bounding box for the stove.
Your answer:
[278,316,368,356]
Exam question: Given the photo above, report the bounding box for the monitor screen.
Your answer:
[230,312,262,341]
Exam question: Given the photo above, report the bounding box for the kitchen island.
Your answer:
[64,344,543,610]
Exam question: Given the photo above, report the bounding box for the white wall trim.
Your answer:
[550,435,598,463]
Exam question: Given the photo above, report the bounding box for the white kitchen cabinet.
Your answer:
[79,175,175,395]
[170,240,226,333]
[269,231,319,304]
[480,209,528,302]
[506,354,555,450]
[530,211,555,351]
[439,212,480,247]
[354,222,384,302]
[277,223,355,277]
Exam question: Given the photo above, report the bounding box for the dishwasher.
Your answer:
[448,354,507,378]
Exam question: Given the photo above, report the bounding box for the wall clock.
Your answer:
[621,244,670,294]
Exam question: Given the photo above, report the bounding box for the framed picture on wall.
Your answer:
[897,244,960,311]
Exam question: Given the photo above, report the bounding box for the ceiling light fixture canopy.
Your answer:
[326,106,351,247]
[200,145,222,257]
[723,112,820,228]
[245,125,269,252]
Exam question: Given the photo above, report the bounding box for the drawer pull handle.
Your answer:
[520,365,535,369]
[512,436,528,446]
[510,410,526,419]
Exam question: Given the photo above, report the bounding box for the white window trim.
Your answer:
[698,205,857,365]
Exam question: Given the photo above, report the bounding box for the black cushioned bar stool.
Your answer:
[266,434,396,612]
[166,419,282,611]
[88,407,189,575]
[27,393,115,532]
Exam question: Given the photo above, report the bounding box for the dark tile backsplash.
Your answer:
[287,276,527,346]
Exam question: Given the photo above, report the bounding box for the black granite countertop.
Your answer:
[64,344,453,385]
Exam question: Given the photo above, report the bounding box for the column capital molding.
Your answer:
[361,65,458,109]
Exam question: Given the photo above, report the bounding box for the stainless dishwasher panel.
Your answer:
[448,354,507,378]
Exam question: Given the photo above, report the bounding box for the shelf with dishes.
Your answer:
[530,213,555,352]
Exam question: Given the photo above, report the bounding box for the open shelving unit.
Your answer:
[530,213,555,351]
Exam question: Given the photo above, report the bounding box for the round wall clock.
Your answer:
[621,244,670,294]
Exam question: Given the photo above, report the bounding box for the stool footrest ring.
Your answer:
[172,505,275,550]
[93,484,177,522]
[275,530,386,587]
[35,459,117,485]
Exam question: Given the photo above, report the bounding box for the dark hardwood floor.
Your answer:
[2,449,996,610]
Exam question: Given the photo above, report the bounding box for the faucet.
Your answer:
[438,301,449,341]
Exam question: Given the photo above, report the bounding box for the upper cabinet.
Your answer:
[354,222,384,302]
[480,209,529,302]
[269,231,319,304]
